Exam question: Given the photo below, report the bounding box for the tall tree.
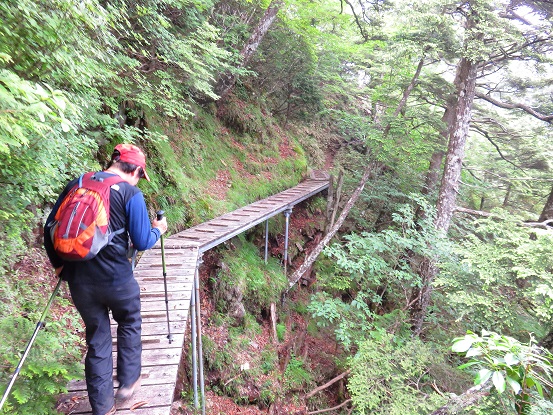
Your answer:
[411,0,553,335]
[214,0,284,100]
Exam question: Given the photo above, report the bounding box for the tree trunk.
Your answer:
[538,184,553,222]
[417,92,456,212]
[435,57,478,232]
[422,150,445,196]
[215,1,283,100]
[411,56,479,336]
[383,56,426,138]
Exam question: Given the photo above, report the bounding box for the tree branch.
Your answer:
[307,399,352,415]
[305,370,351,399]
[520,219,553,229]
[476,91,553,123]
[454,206,492,217]
[470,124,520,169]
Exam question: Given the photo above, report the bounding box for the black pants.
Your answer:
[69,278,142,415]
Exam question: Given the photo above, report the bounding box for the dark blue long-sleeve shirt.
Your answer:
[44,171,160,286]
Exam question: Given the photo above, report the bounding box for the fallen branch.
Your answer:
[307,399,352,415]
[305,370,351,399]
[454,206,492,217]
[428,381,491,415]
[520,219,553,229]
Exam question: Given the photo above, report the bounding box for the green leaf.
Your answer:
[506,376,521,394]
[492,371,506,393]
[465,348,482,358]
[452,336,476,353]
[476,368,492,385]
[458,361,480,370]
[504,353,520,366]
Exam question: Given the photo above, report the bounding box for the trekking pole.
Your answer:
[0,277,63,410]
[157,210,173,343]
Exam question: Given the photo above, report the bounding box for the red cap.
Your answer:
[115,143,150,181]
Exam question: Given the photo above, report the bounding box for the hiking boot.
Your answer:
[104,405,116,415]
[115,377,141,401]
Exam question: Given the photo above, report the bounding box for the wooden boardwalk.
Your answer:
[57,174,329,414]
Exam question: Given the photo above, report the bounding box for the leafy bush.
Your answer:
[453,330,553,414]
[347,332,446,415]
[437,209,553,334]
[284,354,313,392]
[309,198,451,349]
[0,316,83,414]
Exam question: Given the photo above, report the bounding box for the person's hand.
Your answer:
[55,266,64,277]
[153,217,168,235]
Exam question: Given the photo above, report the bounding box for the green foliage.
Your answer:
[218,237,288,313]
[284,354,313,392]
[453,330,553,414]
[309,197,452,349]
[347,332,446,415]
[437,210,553,334]
[0,315,83,414]
[276,323,286,342]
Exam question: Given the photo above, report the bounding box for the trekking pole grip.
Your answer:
[156,210,164,221]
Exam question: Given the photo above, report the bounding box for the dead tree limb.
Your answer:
[454,206,492,217]
[307,399,352,415]
[215,1,283,100]
[305,370,351,399]
[282,164,376,302]
[329,170,344,229]
[520,219,553,229]
[428,381,491,415]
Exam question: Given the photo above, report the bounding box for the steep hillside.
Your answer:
[7,98,333,414]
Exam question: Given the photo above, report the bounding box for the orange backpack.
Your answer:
[49,172,125,261]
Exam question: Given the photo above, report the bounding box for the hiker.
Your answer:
[44,144,168,415]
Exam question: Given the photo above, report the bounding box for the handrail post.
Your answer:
[264,219,269,264]
[190,274,199,409]
[283,208,292,274]
[195,255,206,415]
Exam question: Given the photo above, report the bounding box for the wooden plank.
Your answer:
[140,299,189,312]
[58,384,174,414]
[111,320,187,337]
[123,333,186,350]
[139,282,194,293]
[140,291,191,302]
[137,272,194,280]
[202,222,229,227]
[136,309,188,323]
[68,364,181,392]
[137,257,198,265]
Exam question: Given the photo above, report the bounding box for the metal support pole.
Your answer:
[195,256,206,415]
[283,208,292,274]
[190,276,199,409]
[264,219,269,264]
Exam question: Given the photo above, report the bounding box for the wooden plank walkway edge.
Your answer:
[57,175,329,415]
